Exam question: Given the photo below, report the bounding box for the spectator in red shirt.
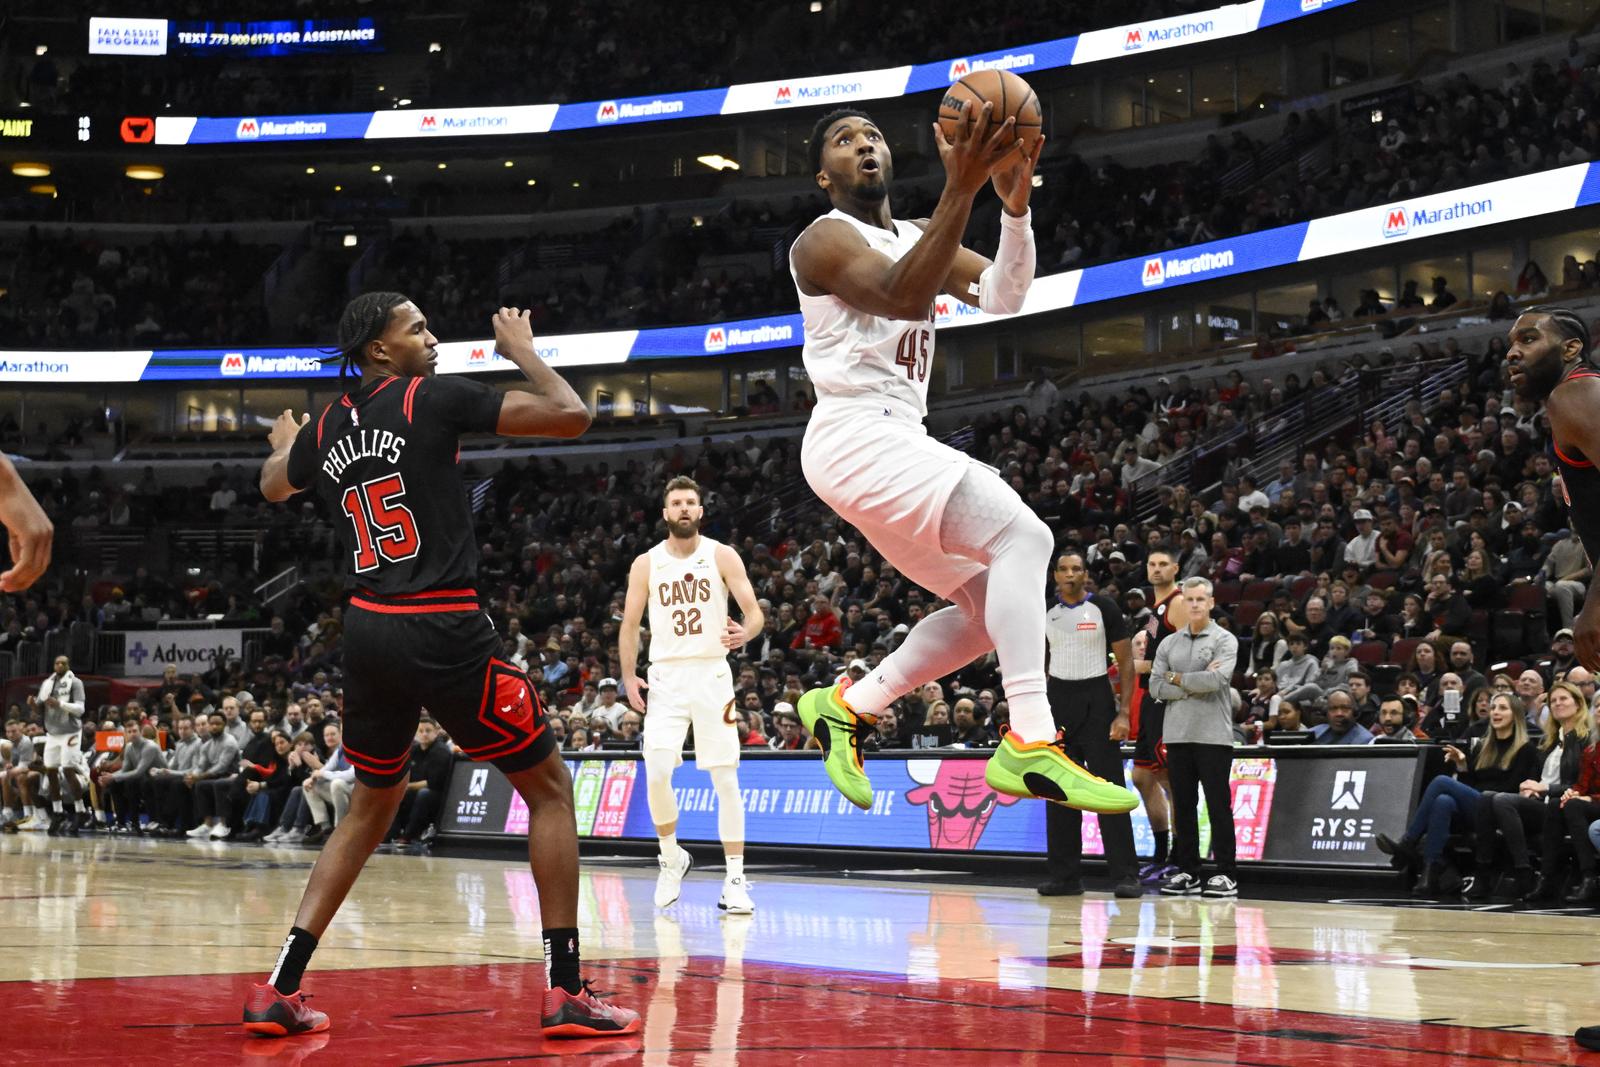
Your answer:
[791,595,842,651]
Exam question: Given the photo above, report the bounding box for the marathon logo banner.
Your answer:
[12,161,1600,381]
[144,0,1352,144]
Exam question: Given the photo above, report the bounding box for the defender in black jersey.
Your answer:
[245,293,637,1041]
[1507,307,1600,1057]
[1129,547,1185,880]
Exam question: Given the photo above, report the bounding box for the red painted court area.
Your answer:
[12,958,1590,1066]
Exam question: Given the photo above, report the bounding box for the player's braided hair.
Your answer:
[329,291,410,385]
[1530,304,1593,364]
[808,108,875,175]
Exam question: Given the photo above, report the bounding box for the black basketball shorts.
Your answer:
[341,592,555,787]
[1130,688,1168,771]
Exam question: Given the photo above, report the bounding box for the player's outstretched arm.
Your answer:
[260,410,311,503]
[716,544,765,650]
[791,101,1023,321]
[491,307,592,439]
[1550,376,1600,669]
[618,554,651,713]
[0,453,51,593]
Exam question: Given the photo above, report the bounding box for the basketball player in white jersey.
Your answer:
[620,476,765,914]
[786,104,1135,816]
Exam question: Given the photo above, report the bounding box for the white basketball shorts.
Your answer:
[801,400,992,598]
[42,732,85,771]
[644,658,739,770]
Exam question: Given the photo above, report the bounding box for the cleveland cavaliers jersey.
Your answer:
[646,536,730,663]
[790,209,935,420]
[285,373,502,597]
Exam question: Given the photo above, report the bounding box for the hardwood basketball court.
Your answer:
[7,833,1597,1064]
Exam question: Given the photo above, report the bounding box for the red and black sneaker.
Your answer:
[242,984,331,1037]
[541,981,640,1038]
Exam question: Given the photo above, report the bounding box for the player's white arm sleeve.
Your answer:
[974,209,1035,315]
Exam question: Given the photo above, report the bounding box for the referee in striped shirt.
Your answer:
[1040,551,1140,898]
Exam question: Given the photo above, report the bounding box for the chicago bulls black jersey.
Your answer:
[1553,368,1600,566]
[285,373,502,598]
[1133,589,1181,695]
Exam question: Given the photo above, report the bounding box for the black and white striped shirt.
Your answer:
[1046,593,1129,681]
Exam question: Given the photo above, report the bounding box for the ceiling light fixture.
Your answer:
[696,154,740,171]
[10,162,49,177]
[124,164,165,180]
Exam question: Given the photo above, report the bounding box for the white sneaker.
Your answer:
[17,815,47,832]
[281,828,305,844]
[718,874,755,915]
[654,848,693,909]
[209,824,232,839]
[1202,874,1239,898]
[185,823,212,838]
[262,827,284,843]
[1159,871,1203,896]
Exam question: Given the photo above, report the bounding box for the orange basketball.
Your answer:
[937,69,1042,153]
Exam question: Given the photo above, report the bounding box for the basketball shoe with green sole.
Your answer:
[984,730,1141,813]
[796,681,875,811]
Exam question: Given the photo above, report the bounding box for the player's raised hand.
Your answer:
[721,618,746,651]
[991,133,1044,217]
[623,674,648,714]
[492,306,534,356]
[268,409,309,453]
[933,101,1022,196]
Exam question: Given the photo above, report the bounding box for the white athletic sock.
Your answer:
[22,806,33,818]
[1,808,12,823]
[659,832,681,862]
[709,766,745,846]
[75,799,90,814]
[937,470,1056,743]
[845,585,993,716]
[726,855,744,880]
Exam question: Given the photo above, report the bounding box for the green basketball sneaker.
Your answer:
[984,730,1140,813]
[796,681,875,811]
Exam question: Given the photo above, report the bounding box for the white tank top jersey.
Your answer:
[790,209,936,420]
[645,536,730,663]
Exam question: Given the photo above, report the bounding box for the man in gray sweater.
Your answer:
[101,722,166,832]
[184,711,243,838]
[1149,577,1241,899]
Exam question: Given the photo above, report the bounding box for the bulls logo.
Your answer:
[120,116,154,143]
[906,760,1020,850]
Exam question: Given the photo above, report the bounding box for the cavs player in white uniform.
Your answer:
[620,476,765,914]
[786,104,1135,817]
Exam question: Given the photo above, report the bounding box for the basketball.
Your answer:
[937,69,1042,152]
